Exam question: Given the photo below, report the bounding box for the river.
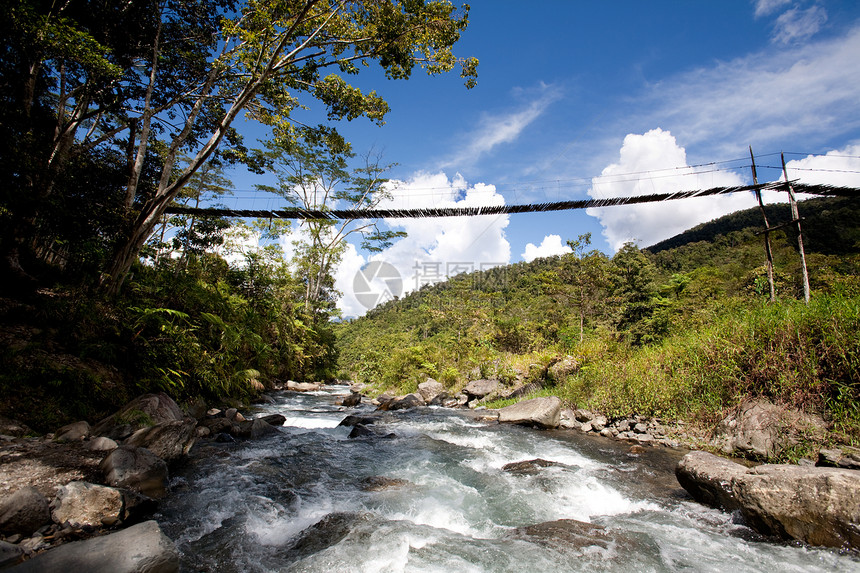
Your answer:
[156,385,859,572]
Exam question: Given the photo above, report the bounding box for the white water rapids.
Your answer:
[156,386,859,572]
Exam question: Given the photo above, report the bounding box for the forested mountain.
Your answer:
[336,196,860,448]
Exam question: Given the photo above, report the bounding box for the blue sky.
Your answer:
[226,0,860,316]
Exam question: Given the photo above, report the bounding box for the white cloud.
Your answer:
[444,85,561,168]
[785,143,860,186]
[587,129,753,251]
[635,25,860,156]
[755,0,792,18]
[772,5,827,44]
[522,234,572,263]
[330,172,511,317]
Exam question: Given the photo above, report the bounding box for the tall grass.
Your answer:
[563,294,860,442]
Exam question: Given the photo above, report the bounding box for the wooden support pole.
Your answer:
[750,147,776,302]
[781,153,811,303]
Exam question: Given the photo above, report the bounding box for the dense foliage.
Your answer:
[0,0,477,430]
[336,196,860,444]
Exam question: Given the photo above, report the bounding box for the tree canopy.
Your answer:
[0,0,478,291]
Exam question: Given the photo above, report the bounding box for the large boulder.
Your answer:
[463,379,499,400]
[124,419,197,463]
[51,481,123,528]
[92,393,185,440]
[675,451,748,511]
[710,399,826,460]
[0,487,51,536]
[53,421,91,443]
[386,393,425,411]
[732,464,860,549]
[100,446,168,499]
[417,378,445,403]
[286,381,321,392]
[8,520,179,573]
[547,355,578,383]
[498,396,562,429]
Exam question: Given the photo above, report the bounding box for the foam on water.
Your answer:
[157,388,860,573]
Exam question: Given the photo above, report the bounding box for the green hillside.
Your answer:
[335,196,860,452]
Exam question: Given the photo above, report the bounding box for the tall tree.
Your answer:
[1,1,478,292]
[259,125,404,317]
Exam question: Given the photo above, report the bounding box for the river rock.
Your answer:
[675,451,747,511]
[338,413,382,427]
[710,399,826,460]
[418,378,444,403]
[257,414,286,427]
[0,487,51,536]
[286,513,371,561]
[386,393,425,411]
[286,381,321,392]
[502,459,561,475]
[547,355,578,382]
[100,446,168,499]
[0,416,32,438]
[360,476,410,491]
[464,379,499,400]
[342,392,361,407]
[0,540,23,568]
[817,446,860,470]
[510,518,610,550]
[348,424,375,439]
[732,464,860,549]
[92,393,185,440]
[53,421,91,443]
[51,481,123,528]
[498,396,562,429]
[574,409,593,423]
[124,419,196,463]
[8,519,179,573]
[87,436,118,451]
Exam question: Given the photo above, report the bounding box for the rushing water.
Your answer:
[157,386,859,572]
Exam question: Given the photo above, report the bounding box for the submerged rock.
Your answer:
[498,396,562,429]
[510,518,610,551]
[502,459,561,475]
[360,476,411,491]
[8,520,179,573]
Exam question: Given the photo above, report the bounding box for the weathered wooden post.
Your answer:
[780,152,810,303]
[749,147,776,302]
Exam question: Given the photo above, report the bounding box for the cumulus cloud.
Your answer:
[522,234,573,263]
[772,5,827,44]
[784,143,860,186]
[330,172,511,317]
[587,129,753,251]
